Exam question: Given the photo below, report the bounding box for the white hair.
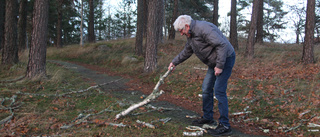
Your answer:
[173,15,193,31]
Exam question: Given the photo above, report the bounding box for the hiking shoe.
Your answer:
[191,117,217,127]
[208,122,232,136]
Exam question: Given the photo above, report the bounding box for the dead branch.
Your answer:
[115,69,172,120]
[0,95,18,125]
[136,120,155,129]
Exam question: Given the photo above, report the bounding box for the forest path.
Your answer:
[49,60,262,137]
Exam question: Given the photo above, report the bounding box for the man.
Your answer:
[168,15,235,136]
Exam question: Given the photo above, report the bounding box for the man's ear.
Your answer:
[185,24,190,29]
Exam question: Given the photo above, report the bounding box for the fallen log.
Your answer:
[115,68,172,120]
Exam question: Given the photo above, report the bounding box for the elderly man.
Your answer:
[168,15,235,136]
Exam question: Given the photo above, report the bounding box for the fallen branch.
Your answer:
[136,120,155,129]
[0,95,18,125]
[115,69,172,120]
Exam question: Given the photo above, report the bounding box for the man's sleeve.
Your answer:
[172,43,193,66]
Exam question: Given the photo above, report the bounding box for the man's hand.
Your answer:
[214,67,223,76]
[168,62,175,71]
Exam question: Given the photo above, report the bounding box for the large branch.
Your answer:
[115,69,172,120]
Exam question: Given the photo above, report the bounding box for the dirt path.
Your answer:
[49,60,265,137]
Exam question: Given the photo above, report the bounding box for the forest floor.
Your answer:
[49,60,266,137]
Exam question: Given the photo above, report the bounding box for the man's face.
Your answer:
[178,25,190,37]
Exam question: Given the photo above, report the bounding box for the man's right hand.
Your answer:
[168,62,175,71]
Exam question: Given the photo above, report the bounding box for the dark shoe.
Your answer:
[208,122,232,136]
[191,117,217,127]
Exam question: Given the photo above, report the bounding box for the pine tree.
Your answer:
[26,0,49,79]
[302,0,315,64]
[2,0,18,65]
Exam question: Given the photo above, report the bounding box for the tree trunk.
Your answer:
[18,0,28,51]
[256,0,264,44]
[135,0,144,56]
[213,0,219,26]
[88,0,95,43]
[295,28,300,44]
[0,0,5,51]
[80,0,83,46]
[246,0,260,59]
[156,0,164,43]
[230,0,238,50]
[2,0,18,65]
[56,0,63,48]
[302,0,315,64]
[168,0,178,40]
[26,0,49,79]
[144,0,160,73]
[143,0,148,38]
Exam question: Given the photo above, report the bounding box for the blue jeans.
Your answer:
[202,52,235,127]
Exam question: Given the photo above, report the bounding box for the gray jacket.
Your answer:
[172,20,235,69]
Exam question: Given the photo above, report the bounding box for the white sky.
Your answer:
[106,0,306,43]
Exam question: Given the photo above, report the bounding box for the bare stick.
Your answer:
[115,69,172,120]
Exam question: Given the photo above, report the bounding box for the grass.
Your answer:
[1,35,320,136]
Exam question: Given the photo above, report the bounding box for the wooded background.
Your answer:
[0,0,319,75]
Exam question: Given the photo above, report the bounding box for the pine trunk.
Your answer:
[18,0,28,51]
[302,0,315,64]
[230,0,238,50]
[2,0,18,65]
[246,0,260,59]
[168,0,178,40]
[26,0,49,79]
[213,0,219,26]
[156,0,164,43]
[56,0,63,48]
[0,0,5,51]
[135,0,144,56]
[88,0,95,43]
[144,0,159,73]
[256,0,264,44]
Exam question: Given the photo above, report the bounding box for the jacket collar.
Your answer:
[188,20,196,38]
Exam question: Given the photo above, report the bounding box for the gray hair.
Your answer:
[173,15,193,31]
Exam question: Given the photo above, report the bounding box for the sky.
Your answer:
[105,0,306,44]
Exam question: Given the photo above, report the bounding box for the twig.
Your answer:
[136,120,155,129]
[115,69,172,120]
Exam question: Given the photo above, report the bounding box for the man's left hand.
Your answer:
[214,67,223,76]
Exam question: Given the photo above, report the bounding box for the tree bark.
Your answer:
[144,0,160,73]
[230,0,238,50]
[168,0,178,40]
[246,0,260,59]
[256,0,264,44]
[56,0,63,48]
[135,0,144,56]
[18,0,28,51]
[213,0,219,26]
[302,0,315,64]
[2,0,18,65]
[80,0,83,46]
[88,0,95,43]
[26,0,49,79]
[156,0,164,43]
[0,0,5,51]
[143,0,148,38]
